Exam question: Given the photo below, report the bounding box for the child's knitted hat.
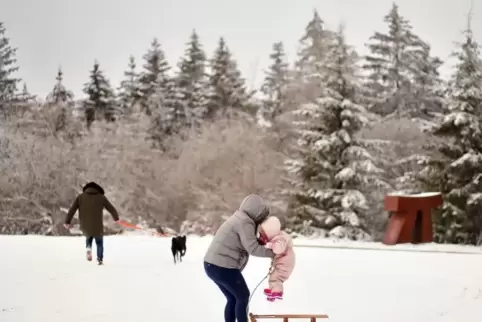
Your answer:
[260,216,281,239]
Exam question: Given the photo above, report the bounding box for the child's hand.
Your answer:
[265,242,272,249]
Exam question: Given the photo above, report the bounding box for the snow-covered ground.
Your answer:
[1,235,482,322]
[293,237,482,254]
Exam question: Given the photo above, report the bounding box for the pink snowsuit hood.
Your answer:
[260,216,295,293]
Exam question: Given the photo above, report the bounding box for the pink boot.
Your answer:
[271,292,283,300]
[86,248,92,261]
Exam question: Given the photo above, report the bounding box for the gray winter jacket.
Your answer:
[204,194,274,270]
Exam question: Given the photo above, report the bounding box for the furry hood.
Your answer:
[82,182,105,195]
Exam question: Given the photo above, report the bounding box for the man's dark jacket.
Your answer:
[65,182,119,236]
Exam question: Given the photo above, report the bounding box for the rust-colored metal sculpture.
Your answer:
[383,192,442,245]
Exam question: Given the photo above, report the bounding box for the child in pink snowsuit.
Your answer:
[258,216,295,302]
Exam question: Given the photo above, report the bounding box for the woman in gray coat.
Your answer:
[204,194,274,322]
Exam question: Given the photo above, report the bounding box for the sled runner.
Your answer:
[249,313,329,321]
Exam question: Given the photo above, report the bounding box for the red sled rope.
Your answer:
[117,220,169,237]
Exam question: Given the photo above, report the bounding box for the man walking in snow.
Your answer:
[64,182,120,265]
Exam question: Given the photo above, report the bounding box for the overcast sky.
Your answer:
[2,0,480,99]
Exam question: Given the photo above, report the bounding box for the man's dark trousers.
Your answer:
[85,236,104,261]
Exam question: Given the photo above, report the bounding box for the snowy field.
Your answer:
[1,235,482,322]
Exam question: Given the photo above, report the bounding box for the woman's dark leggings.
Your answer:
[204,262,250,322]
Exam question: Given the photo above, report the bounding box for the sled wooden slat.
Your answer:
[249,313,329,321]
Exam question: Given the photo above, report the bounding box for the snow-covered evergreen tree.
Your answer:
[149,78,185,149]
[409,41,446,118]
[165,79,186,130]
[419,20,482,245]
[207,37,250,118]
[286,25,386,240]
[363,3,441,117]
[0,22,20,109]
[138,38,170,115]
[361,3,445,197]
[46,68,74,104]
[294,10,333,100]
[137,39,185,146]
[177,30,208,127]
[17,83,35,103]
[44,68,75,134]
[258,41,290,125]
[83,61,116,127]
[296,10,333,75]
[118,55,142,111]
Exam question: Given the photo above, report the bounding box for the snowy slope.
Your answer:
[1,235,482,322]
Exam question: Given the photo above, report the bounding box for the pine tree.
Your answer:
[363,3,437,117]
[45,68,75,134]
[117,55,142,111]
[179,30,206,84]
[83,61,116,127]
[286,25,386,240]
[207,37,250,118]
[138,38,170,115]
[165,79,186,130]
[294,10,333,100]
[177,30,208,127]
[46,68,74,104]
[0,22,20,108]
[420,19,482,245]
[409,41,445,118]
[259,41,290,124]
[17,83,35,102]
[149,78,185,149]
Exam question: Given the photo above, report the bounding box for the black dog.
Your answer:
[171,235,187,264]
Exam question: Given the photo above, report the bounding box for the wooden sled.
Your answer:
[249,313,329,321]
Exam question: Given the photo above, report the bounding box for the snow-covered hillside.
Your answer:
[1,235,481,322]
